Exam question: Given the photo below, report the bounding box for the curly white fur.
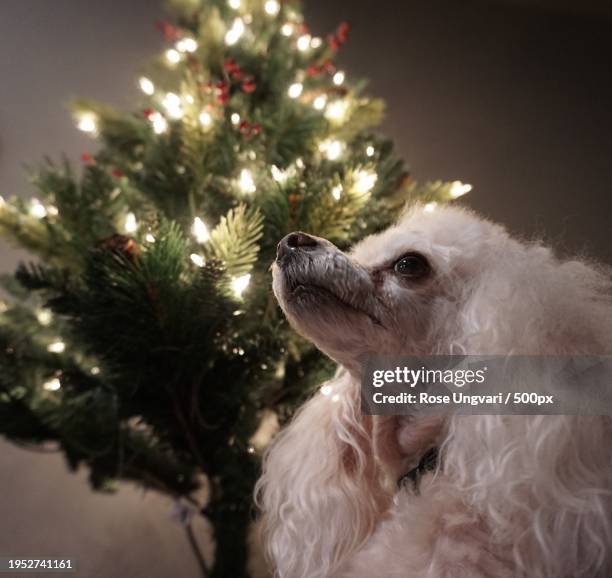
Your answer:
[256,205,612,578]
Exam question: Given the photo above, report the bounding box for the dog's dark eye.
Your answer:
[393,253,430,279]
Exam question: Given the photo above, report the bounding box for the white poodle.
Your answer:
[256,205,612,578]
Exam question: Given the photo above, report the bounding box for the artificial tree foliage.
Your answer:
[0,0,469,575]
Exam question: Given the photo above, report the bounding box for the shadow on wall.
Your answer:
[305,0,612,264]
[500,0,612,16]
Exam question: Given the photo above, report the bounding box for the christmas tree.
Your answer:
[0,0,469,576]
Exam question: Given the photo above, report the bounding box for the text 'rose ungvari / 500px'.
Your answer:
[361,356,612,415]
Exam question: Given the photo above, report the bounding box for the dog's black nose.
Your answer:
[277,232,319,261]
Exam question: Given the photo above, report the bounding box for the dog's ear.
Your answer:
[455,248,611,355]
[256,369,392,578]
[256,371,446,578]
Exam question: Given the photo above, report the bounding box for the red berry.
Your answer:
[224,58,238,73]
[155,20,177,42]
[336,21,350,43]
[242,80,256,93]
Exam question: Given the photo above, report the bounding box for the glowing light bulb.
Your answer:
[37,309,53,326]
[366,145,375,157]
[288,82,303,99]
[91,366,100,375]
[238,169,256,194]
[139,77,155,95]
[162,92,183,119]
[29,199,47,219]
[165,49,181,64]
[225,18,245,45]
[271,165,285,182]
[333,71,345,86]
[47,341,66,354]
[228,0,241,8]
[271,165,297,183]
[325,99,349,122]
[310,37,322,48]
[264,0,280,15]
[331,184,343,200]
[297,34,311,51]
[185,94,194,104]
[281,23,294,36]
[231,112,241,125]
[77,113,98,134]
[353,169,378,194]
[176,37,198,53]
[192,217,210,243]
[43,377,61,391]
[190,253,205,267]
[449,181,472,199]
[231,274,251,298]
[124,212,138,233]
[424,202,437,213]
[319,139,344,161]
[150,112,168,134]
[199,110,213,128]
[313,94,327,110]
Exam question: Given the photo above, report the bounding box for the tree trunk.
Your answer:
[209,503,251,578]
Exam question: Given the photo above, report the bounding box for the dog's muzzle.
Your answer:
[273,231,385,327]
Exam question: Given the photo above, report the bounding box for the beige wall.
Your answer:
[0,439,211,577]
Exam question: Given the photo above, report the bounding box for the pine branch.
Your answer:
[208,204,263,277]
[337,98,386,141]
